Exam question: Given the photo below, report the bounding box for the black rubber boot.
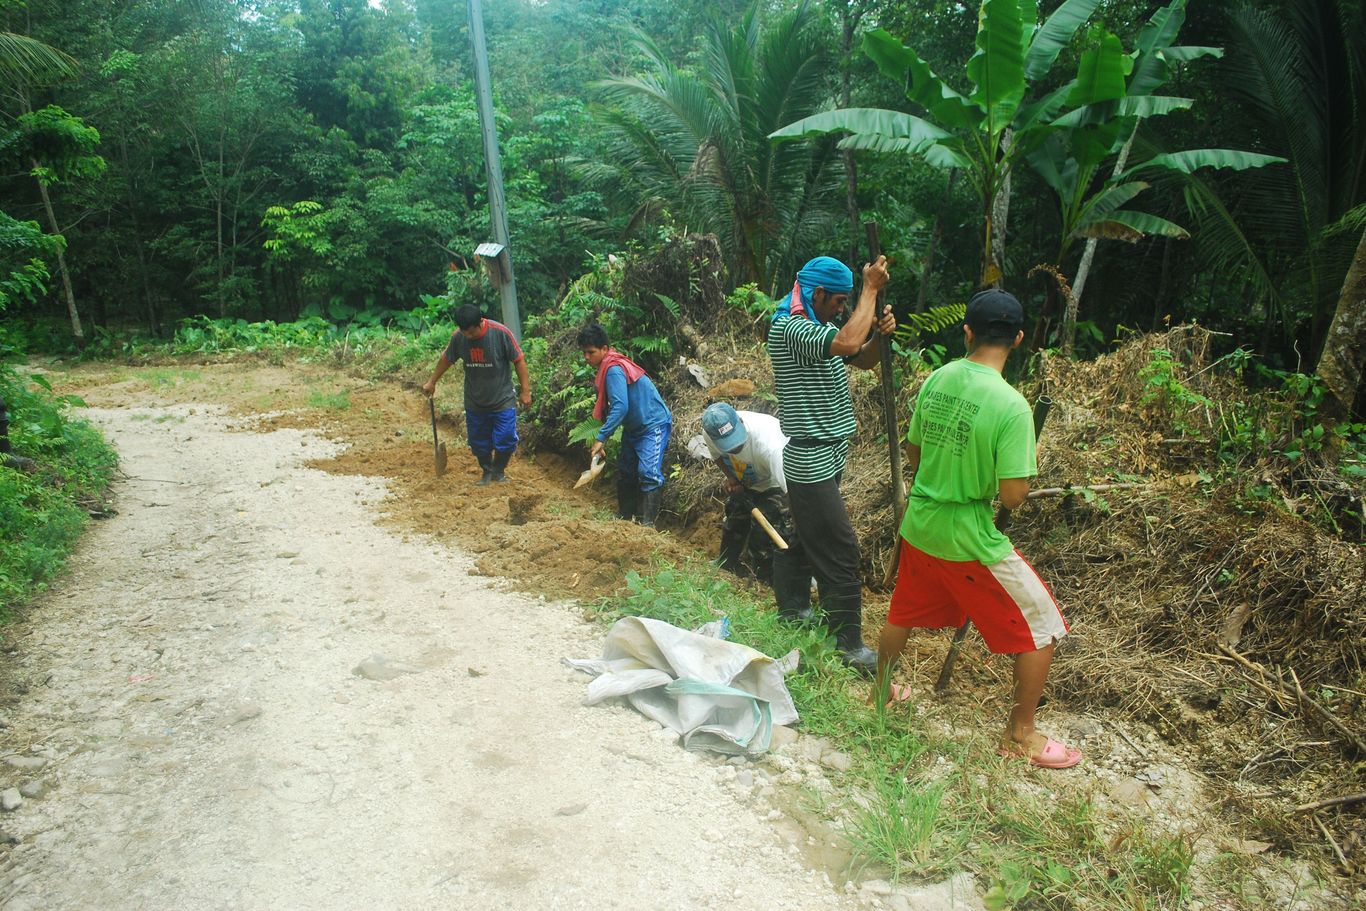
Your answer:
[718,506,749,576]
[474,451,493,486]
[638,488,663,528]
[616,475,639,521]
[827,590,877,676]
[490,450,512,483]
[771,550,814,623]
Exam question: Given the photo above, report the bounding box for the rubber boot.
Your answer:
[490,450,512,483]
[616,475,639,521]
[474,450,493,486]
[718,506,749,576]
[638,488,663,528]
[827,589,877,676]
[771,549,814,623]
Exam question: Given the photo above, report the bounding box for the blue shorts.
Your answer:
[619,422,671,492]
[466,408,518,455]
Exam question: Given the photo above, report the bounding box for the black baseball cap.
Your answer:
[965,289,1024,339]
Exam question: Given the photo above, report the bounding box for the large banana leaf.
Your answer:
[1128,148,1287,175]
[1074,181,1150,232]
[1080,209,1190,241]
[1066,30,1129,107]
[1068,117,1131,174]
[966,0,1028,132]
[1129,0,1189,96]
[1013,80,1075,132]
[1052,94,1192,129]
[1024,0,1103,80]
[863,30,979,130]
[1162,46,1224,63]
[836,133,969,169]
[1025,134,1077,197]
[769,107,950,144]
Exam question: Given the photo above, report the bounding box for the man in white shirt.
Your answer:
[702,403,813,622]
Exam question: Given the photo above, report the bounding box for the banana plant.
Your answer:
[1028,0,1283,352]
[772,0,1127,285]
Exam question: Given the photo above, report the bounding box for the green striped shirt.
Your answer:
[768,315,856,483]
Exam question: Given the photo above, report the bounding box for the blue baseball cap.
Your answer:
[702,403,747,452]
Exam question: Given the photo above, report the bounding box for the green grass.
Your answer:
[596,563,1199,911]
[306,388,351,410]
[135,367,203,387]
[0,369,117,618]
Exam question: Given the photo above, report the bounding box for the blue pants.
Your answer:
[619,422,671,492]
[466,408,519,457]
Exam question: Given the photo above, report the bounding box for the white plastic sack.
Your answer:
[564,616,799,755]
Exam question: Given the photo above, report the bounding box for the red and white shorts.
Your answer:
[887,541,1068,654]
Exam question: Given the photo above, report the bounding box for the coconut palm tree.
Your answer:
[0,31,76,91]
[590,2,843,293]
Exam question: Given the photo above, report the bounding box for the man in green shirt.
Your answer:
[767,254,895,673]
[872,289,1079,768]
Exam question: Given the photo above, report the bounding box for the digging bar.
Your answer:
[933,394,1053,694]
[863,222,908,589]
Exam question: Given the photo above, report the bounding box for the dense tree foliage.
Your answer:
[0,0,1360,402]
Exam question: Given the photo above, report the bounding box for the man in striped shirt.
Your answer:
[767,255,895,673]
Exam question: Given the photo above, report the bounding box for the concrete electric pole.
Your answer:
[466,0,522,341]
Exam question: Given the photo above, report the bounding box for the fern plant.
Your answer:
[894,303,966,342]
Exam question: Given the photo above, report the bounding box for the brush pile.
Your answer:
[668,320,1366,859]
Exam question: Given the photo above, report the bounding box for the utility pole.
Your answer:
[466,0,521,340]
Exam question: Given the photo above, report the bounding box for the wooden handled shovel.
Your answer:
[933,394,1053,694]
[428,398,448,477]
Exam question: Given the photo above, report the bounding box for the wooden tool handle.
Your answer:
[750,508,789,550]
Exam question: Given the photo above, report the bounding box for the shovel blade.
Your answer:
[435,441,448,476]
[573,455,605,489]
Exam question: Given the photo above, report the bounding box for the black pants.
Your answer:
[785,473,861,601]
[719,487,792,585]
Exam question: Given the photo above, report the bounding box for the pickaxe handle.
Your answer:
[750,507,789,551]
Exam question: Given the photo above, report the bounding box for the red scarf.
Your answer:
[593,350,647,420]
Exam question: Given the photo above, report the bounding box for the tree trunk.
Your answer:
[32,160,83,348]
[1062,125,1139,354]
[1316,227,1366,423]
[984,130,1013,287]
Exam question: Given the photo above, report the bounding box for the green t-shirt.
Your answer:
[899,358,1036,564]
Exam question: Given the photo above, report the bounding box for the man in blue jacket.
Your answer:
[578,323,673,527]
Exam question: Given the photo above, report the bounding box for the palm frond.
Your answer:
[0,32,78,89]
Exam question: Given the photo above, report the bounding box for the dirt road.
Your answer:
[0,397,858,910]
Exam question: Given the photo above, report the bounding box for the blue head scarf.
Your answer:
[773,256,855,324]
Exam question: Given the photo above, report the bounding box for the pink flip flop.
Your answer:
[883,683,914,709]
[999,738,1083,769]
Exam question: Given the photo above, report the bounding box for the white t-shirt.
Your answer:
[704,410,788,493]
